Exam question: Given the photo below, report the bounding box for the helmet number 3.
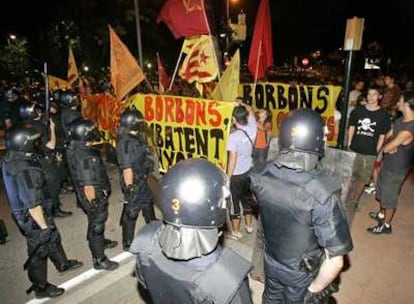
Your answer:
[171,198,180,214]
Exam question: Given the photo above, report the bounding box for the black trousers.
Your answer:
[80,196,109,260]
[120,182,154,245]
[25,223,68,287]
[40,158,64,212]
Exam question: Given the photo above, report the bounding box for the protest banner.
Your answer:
[81,93,129,144]
[129,94,234,172]
[240,82,342,145]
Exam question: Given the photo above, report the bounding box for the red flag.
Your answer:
[157,0,209,39]
[157,54,170,93]
[248,0,273,80]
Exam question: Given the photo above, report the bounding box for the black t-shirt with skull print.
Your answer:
[349,104,391,155]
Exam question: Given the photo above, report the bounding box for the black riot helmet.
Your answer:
[52,89,64,103]
[279,108,326,156]
[19,103,37,120]
[67,118,99,141]
[159,158,229,229]
[119,108,144,131]
[60,90,79,107]
[6,125,41,153]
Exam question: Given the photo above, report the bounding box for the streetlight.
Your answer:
[226,0,239,22]
[9,34,16,40]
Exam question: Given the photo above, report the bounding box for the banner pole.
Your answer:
[252,40,262,100]
[168,48,184,92]
[43,62,50,122]
[201,0,221,83]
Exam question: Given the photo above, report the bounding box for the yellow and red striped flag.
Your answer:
[178,35,218,84]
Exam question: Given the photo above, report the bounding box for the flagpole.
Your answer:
[253,40,263,98]
[200,0,221,83]
[168,48,185,91]
[43,62,50,122]
[133,0,144,68]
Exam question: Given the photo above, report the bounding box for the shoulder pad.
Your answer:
[304,170,341,204]
[129,221,163,254]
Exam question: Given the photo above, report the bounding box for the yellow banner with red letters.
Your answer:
[81,93,234,172]
[129,94,234,172]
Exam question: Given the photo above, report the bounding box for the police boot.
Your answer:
[57,260,84,274]
[142,205,156,224]
[54,208,73,218]
[104,238,118,249]
[0,219,8,244]
[121,222,135,251]
[93,257,119,271]
[34,283,65,299]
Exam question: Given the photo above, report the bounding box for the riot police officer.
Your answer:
[65,118,119,270]
[59,89,82,141]
[2,125,83,299]
[250,109,354,304]
[130,158,253,304]
[19,103,72,218]
[116,109,155,251]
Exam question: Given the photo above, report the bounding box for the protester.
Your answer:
[253,109,272,168]
[346,85,391,211]
[226,98,257,239]
[367,91,414,234]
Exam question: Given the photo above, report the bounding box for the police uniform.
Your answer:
[251,165,353,303]
[19,103,71,217]
[31,118,67,216]
[2,126,82,298]
[65,118,118,270]
[61,107,81,141]
[116,132,155,250]
[66,141,110,258]
[130,158,253,304]
[132,221,252,304]
[250,109,353,304]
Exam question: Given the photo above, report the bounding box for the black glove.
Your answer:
[124,184,137,202]
[39,227,54,244]
[304,282,338,304]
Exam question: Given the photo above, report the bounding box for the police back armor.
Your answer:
[131,221,253,304]
[66,141,110,192]
[251,165,351,283]
[2,151,47,223]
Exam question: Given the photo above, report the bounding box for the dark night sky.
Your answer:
[1,0,413,69]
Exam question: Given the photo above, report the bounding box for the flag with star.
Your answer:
[178,35,218,84]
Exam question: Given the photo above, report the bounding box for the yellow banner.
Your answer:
[239,82,342,145]
[129,94,234,172]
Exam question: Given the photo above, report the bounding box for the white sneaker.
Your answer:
[245,226,253,234]
[228,231,243,240]
[364,186,376,194]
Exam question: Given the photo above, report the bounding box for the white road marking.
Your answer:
[26,251,134,304]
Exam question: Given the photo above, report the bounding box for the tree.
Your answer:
[0,36,31,82]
